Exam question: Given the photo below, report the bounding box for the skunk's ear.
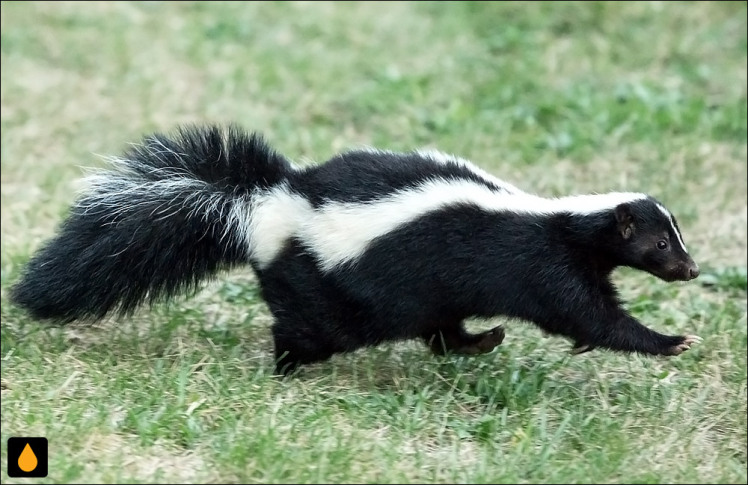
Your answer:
[615,203,635,240]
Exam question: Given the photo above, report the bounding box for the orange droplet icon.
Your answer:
[18,443,38,472]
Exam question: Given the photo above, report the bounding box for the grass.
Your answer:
[1,1,746,483]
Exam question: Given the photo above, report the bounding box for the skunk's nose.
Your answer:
[689,265,700,280]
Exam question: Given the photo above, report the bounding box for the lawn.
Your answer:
[1,1,746,483]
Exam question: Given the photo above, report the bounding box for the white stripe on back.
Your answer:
[415,149,526,195]
[246,176,649,271]
[247,184,313,267]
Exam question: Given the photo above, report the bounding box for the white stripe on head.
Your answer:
[656,203,688,254]
[247,184,313,268]
[300,177,648,272]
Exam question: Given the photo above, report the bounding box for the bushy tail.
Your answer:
[10,124,292,323]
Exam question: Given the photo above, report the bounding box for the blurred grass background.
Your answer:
[1,1,746,483]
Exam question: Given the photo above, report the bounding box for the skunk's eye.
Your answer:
[656,240,669,250]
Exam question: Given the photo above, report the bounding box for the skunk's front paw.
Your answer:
[663,335,702,356]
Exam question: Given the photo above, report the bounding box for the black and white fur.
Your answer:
[10,124,702,375]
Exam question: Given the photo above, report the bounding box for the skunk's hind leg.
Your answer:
[270,316,340,376]
[423,323,505,356]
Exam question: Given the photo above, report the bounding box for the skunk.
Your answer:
[9,124,702,375]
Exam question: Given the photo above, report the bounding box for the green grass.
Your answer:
[1,1,746,483]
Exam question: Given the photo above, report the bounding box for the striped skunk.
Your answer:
[9,124,702,375]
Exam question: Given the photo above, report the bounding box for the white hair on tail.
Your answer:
[80,163,254,255]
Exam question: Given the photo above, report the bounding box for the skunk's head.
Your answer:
[613,198,699,282]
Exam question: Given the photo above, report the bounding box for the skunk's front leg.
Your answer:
[571,313,701,357]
